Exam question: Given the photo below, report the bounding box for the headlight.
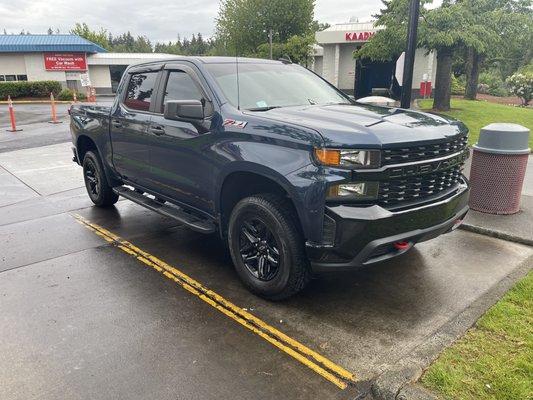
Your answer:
[314,148,380,168]
[327,182,379,201]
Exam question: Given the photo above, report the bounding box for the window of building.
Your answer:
[16,75,28,81]
[161,71,203,112]
[0,76,5,82]
[123,72,158,112]
[5,75,16,81]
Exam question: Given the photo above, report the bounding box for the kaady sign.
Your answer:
[345,31,375,41]
[44,53,87,71]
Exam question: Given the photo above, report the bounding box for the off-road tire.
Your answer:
[227,193,310,300]
[82,150,119,207]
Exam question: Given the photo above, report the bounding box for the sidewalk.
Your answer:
[461,154,533,245]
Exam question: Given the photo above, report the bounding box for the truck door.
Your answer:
[147,64,216,215]
[110,68,160,186]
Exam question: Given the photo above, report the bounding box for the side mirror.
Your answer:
[164,100,204,121]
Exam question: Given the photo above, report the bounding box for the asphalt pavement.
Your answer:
[0,124,532,400]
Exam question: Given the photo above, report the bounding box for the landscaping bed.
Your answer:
[421,271,533,400]
[420,99,533,148]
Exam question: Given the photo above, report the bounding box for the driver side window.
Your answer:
[161,71,203,113]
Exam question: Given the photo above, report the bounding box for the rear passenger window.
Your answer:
[162,71,203,112]
[124,72,158,111]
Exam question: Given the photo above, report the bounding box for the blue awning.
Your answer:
[0,34,107,53]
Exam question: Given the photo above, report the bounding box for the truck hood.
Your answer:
[257,103,466,148]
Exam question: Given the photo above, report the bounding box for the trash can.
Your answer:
[469,123,530,214]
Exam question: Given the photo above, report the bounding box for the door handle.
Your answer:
[111,119,122,128]
[149,125,165,136]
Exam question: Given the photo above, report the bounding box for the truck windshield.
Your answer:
[205,62,351,110]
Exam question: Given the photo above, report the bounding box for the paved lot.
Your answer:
[1,129,532,399]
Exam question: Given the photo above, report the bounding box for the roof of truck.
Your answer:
[127,56,283,69]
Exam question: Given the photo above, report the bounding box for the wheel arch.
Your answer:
[217,165,308,240]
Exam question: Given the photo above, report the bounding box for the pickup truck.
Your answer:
[70,57,470,300]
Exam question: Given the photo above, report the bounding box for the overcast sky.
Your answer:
[0,0,387,43]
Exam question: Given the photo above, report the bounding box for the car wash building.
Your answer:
[0,34,173,94]
[311,22,436,98]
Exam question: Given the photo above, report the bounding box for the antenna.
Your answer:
[236,53,241,110]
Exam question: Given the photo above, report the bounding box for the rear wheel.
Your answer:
[227,194,310,300]
[82,151,119,207]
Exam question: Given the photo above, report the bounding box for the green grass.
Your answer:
[419,99,533,148]
[420,271,533,400]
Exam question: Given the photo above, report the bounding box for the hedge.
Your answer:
[0,81,62,100]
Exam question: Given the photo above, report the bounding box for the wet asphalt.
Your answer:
[1,124,532,400]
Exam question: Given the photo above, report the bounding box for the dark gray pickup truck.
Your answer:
[70,57,470,299]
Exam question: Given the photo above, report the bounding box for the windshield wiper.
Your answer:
[246,106,282,111]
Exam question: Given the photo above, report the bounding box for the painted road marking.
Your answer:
[73,214,356,389]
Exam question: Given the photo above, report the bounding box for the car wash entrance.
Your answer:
[354,58,400,99]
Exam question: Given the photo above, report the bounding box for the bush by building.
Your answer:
[57,88,87,101]
[0,81,62,100]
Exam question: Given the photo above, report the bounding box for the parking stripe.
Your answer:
[73,214,356,389]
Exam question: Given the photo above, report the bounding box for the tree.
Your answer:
[257,34,315,65]
[357,0,494,111]
[70,23,110,50]
[215,0,315,56]
[461,0,532,100]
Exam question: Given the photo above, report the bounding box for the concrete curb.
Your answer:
[459,222,533,247]
[370,254,533,400]
[0,100,76,104]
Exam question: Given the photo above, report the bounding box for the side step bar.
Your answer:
[113,186,215,234]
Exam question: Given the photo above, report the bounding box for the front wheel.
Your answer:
[227,194,310,300]
[82,151,119,207]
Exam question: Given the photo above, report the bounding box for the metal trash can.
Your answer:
[469,123,530,214]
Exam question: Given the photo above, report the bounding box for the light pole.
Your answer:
[268,29,273,59]
[400,0,420,109]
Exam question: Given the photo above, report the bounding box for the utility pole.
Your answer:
[400,0,420,109]
[268,29,273,59]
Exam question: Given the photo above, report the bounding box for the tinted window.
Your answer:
[162,71,203,112]
[124,72,158,111]
[5,75,16,81]
[17,75,28,81]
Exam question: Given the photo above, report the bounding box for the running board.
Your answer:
[113,186,215,234]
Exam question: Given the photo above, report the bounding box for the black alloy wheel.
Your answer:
[82,150,119,207]
[227,193,310,300]
[239,218,281,281]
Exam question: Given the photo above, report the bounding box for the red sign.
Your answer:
[44,53,87,71]
[345,32,375,41]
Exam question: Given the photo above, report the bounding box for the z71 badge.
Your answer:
[223,119,247,129]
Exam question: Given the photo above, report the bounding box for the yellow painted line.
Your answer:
[73,214,356,389]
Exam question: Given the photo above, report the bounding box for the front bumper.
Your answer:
[307,181,470,272]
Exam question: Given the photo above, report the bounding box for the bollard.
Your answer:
[469,123,530,214]
[73,91,77,103]
[48,92,62,124]
[6,96,22,132]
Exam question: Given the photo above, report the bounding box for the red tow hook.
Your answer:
[393,241,411,251]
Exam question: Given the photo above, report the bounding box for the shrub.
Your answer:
[451,75,465,95]
[0,80,62,100]
[506,72,533,106]
[57,88,87,101]
[478,70,508,97]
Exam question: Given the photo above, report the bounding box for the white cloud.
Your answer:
[0,0,433,43]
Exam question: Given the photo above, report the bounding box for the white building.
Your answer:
[0,34,174,94]
[311,22,436,98]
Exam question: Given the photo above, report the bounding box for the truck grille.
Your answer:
[382,135,468,166]
[378,165,463,206]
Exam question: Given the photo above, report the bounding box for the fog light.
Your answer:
[327,182,379,201]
